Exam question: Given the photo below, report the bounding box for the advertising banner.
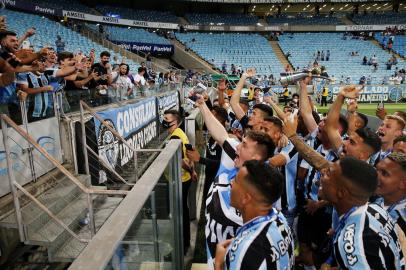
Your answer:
[336,24,406,32]
[318,84,406,103]
[94,98,158,169]
[62,10,178,30]
[113,41,174,55]
[5,0,62,16]
[157,91,180,122]
[0,117,63,197]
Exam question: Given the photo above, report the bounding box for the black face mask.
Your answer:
[162,120,174,129]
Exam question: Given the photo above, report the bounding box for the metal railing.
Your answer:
[0,114,128,242]
[69,139,184,270]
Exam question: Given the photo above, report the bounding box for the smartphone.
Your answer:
[185,144,194,151]
[377,101,384,109]
[0,50,20,68]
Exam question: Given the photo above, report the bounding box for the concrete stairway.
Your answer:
[0,172,123,262]
[269,40,292,70]
[170,38,219,74]
[341,15,356,25]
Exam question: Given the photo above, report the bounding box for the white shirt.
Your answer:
[134,74,146,86]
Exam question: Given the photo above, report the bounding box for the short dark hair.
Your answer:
[356,112,369,128]
[387,152,406,171]
[292,93,299,99]
[394,135,406,145]
[243,160,283,205]
[263,116,283,131]
[212,106,228,124]
[100,51,110,58]
[0,30,16,40]
[338,114,349,136]
[57,51,73,63]
[119,63,130,75]
[164,109,181,124]
[138,67,146,74]
[340,157,377,196]
[245,130,275,160]
[253,103,273,117]
[355,127,381,153]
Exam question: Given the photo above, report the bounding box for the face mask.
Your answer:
[162,120,174,129]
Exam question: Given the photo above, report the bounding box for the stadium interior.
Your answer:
[0,0,405,269]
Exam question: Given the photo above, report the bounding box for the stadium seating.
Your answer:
[185,13,258,25]
[375,33,406,58]
[32,0,97,14]
[175,32,284,75]
[351,12,406,25]
[95,5,179,23]
[93,25,171,45]
[278,33,406,84]
[1,9,140,72]
[267,15,343,25]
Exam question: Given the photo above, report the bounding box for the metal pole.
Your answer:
[133,147,138,183]
[19,100,36,182]
[79,102,90,175]
[1,117,26,242]
[86,193,96,237]
[150,191,160,262]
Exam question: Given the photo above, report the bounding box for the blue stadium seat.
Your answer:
[267,14,343,25]
[95,5,179,23]
[351,12,406,25]
[278,33,406,84]
[176,32,284,76]
[185,13,258,26]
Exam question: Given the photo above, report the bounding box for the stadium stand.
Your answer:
[184,12,258,25]
[1,9,140,71]
[95,5,179,23]
[351,12,406,25]
[375,33,406,58]
[87,24,171,45]
[267,14,343,25]
[175,32,284,75]
[32,0,97,14]
[279,32,406,84]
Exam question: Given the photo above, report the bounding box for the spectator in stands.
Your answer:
[163,109,196,255]
[320,50,325,61]
[230,63,236,75]
[214,161,293,270]
[17,58,78,122]
[55,35,65,53]
[110,63,133,101]
[362,56,368,65]
[145,53,152,70]
[326,50,330,61]
[89,51,113,105]
[221,61,227,74]
[134,67,147,95]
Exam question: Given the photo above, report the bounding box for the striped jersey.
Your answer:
[375,197,406,235]
[224,209,295,270]
[205,138,242,269]
[274,141,299,211]
[334,203,405,270]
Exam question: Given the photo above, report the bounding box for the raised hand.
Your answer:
[243,68,256,78]
[339,85,363,99]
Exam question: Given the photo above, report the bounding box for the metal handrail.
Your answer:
[0,114,128,197]
[14,182,90,243]
[69,139,183,270]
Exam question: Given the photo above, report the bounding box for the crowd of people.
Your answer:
[0,17,182,124]
[176,68,406,269]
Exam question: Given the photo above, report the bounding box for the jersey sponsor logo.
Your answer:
[343,223,358,266]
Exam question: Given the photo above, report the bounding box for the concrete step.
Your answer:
[26,193,88,246]
[0,174,89,229]
[269,40,292,70]
[50,197,123,262]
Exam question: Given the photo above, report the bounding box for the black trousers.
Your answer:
[321,96,328,107]
[182,180,191,250]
